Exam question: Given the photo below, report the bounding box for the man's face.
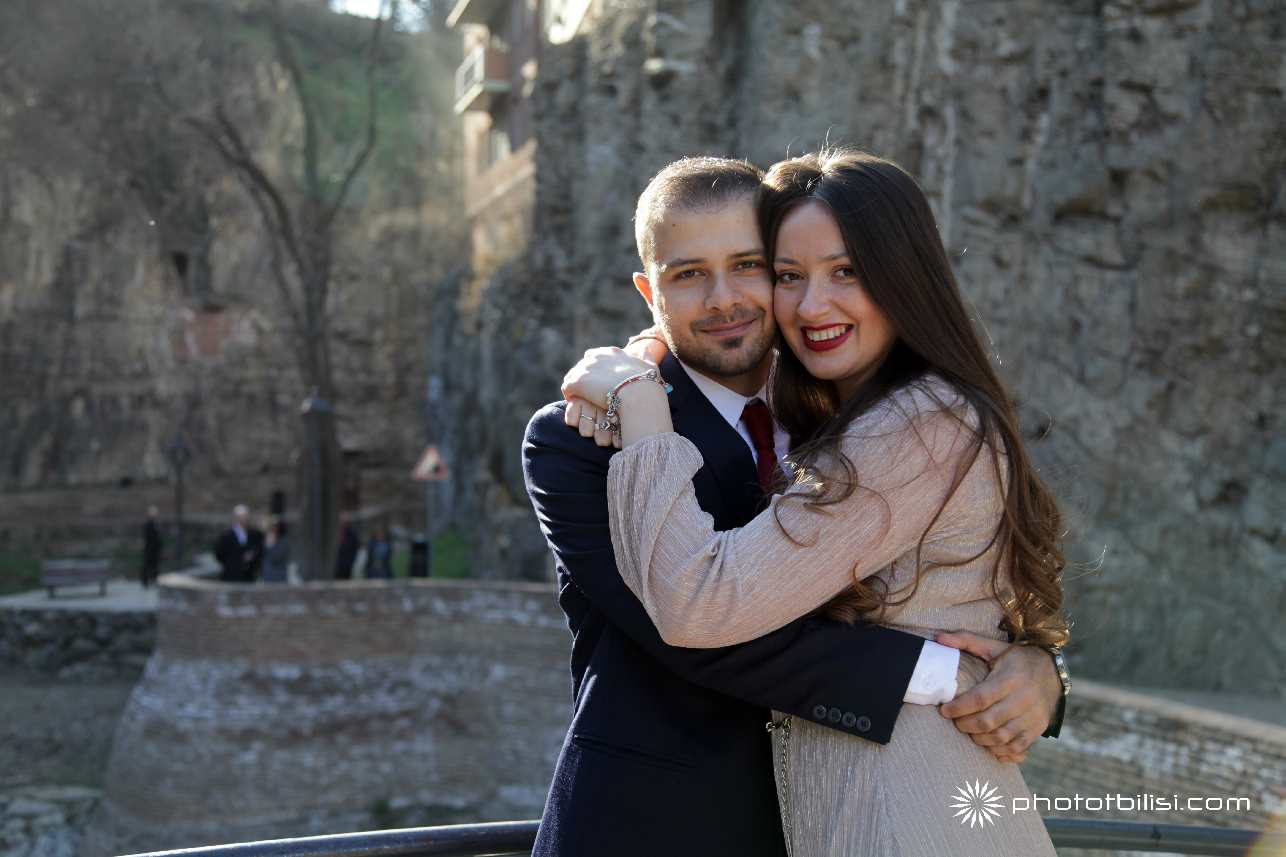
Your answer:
[633,197,776,380]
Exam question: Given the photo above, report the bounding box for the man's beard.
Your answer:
[666,312,775,379]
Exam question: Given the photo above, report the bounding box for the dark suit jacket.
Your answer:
[214,527,264,583]
[521,355,925,857]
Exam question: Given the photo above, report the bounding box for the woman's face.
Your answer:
[772,201,897,400]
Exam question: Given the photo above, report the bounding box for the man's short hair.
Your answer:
[634,156,765,271]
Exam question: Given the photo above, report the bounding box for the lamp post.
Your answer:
[300,392,333,579]
[166,433,191,569]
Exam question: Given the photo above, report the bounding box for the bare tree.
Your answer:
[174,0,393,579]
[2,0,445,577]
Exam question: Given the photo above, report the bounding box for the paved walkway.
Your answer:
[0,579,159,613]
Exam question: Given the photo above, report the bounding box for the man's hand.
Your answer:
[936,631,1061,764]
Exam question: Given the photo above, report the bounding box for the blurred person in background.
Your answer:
[261,516,291,584]
[335,511,360,580]
[365,522,393,580]
[141,505,163,588]
[214,504,264,583]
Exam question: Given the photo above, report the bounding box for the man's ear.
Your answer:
[632,271,654,308]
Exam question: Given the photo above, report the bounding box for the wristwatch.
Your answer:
[1041,646,1070,738]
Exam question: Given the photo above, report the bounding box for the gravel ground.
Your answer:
[0,670,136,789]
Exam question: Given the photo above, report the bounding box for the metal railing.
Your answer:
[121,818,1285,857]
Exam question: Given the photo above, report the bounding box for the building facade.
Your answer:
[446,0,596,273]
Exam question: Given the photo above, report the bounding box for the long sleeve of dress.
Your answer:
[607,382,997,648]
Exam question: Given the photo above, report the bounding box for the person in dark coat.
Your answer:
[260,517,291,584]
[141,505,163,588]
[365,523,393,580]
[335,512,360,580]
[214,504,265,583]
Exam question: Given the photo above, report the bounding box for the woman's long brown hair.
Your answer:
[760,149,1069,649]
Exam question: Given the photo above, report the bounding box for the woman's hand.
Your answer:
[561,347,655,409]
[561,347,673,447]
[564,396,621,449]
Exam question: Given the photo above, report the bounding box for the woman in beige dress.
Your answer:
[562,150,1068,856]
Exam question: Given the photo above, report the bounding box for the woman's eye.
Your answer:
[774,270,800,284]
[835,266,857,280]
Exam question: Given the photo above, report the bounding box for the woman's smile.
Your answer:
[801,324,854,351]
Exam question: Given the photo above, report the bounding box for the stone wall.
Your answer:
[80,573,570,857]
[431,0,1286,694]
[1,785,101,857]
[0,607,154,680]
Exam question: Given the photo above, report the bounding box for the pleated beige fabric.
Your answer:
[607,376,1058,856]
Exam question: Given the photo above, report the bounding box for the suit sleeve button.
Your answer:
[841,712,857,728]
[813,704,828,720]
[827,707,842,723]
[855,715,872,732]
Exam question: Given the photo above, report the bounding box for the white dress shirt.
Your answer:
[678,360,960,706]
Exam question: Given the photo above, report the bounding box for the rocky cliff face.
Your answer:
[434,0,1285,694]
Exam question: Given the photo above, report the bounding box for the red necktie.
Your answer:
[741,399,779,493]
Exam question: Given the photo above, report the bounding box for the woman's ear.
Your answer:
[632,271,654,308]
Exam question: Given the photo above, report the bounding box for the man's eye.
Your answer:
[674,269,704,280]
[735,260,764,271]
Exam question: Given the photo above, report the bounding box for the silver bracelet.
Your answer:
[598,369,670,433]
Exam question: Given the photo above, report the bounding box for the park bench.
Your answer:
[41,559,111,598]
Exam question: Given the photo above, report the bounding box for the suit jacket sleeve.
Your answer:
[523,403,923,745]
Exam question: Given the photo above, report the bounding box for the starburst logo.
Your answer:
[950,779,1006,828]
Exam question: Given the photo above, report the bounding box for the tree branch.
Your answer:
[321,0,387,233]
[181,103,309,283]
[267,0,322,197]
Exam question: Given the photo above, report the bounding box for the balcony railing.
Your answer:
[121,818,1286,857]
[454,42,509,115]
[445,0,508,29]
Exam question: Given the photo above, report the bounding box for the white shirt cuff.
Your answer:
[903,640,960,705]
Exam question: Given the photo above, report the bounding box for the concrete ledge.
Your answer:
[1075,679,1286,746]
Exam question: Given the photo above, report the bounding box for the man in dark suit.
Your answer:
[522,158,1066,857]
[214,504,264,583]
[141,505,163,587]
